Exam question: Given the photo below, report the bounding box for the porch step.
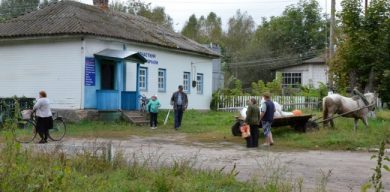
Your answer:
[122,111,149,125]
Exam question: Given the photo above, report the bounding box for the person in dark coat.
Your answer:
[170,85,188,130]
[245,98,260,148]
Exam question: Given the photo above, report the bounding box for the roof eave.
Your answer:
[0,33,221,59]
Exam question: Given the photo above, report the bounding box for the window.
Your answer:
[282,72,301,88]
[196,73,203,94]
[139,67,148,91]
[183,72,191,93]
[158,68,166,92]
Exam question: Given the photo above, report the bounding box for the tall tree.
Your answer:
[181,12,223,44]
[331,0,390,95]
[249,0,326,58]
[181,14,201,41]
[223,10,255,63]
[138,6,173,30]
[109,0,174,30]
[225,0,326,87]
[201,12,223,44]
[0,0,40,21]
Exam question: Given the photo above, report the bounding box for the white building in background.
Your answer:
[203,43,224,92]
[273,55,328,88]
[0,1,219,111]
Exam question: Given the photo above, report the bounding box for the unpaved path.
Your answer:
[36,136,390,192]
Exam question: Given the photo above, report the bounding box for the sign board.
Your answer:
[85,57,96,86]
[139,51,159,65]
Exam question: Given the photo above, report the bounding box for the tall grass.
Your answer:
[0,130,319,192]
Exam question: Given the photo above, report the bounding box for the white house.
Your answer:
[273,55,328,88]
[0,1,219,112]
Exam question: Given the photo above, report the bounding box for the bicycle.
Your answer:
[13,111,66,143]
[139,94,149,114]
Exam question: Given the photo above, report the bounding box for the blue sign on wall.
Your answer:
[85,57,96,86]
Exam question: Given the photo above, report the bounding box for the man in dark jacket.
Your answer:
[260,92,275,146]
[170,85,188,130]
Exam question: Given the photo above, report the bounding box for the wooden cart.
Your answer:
[232,114,318,136]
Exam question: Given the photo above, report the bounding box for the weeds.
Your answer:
[315,169,332,192]
[1,132,312,191]
[362,139,390,192]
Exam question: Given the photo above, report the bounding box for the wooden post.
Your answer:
[328,0,336,90]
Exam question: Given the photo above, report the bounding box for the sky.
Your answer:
[80,0,341,32]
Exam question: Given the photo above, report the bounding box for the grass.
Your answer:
[0,131,309,192]
[62,109,390,150]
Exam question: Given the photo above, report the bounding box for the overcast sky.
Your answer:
[80,0,341,32]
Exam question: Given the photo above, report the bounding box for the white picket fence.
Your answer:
[217,95,320,112]
[217,95,383,112]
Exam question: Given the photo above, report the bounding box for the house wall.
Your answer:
[85,38,214,110]
[0,38,83,109]
[277,64,327,88]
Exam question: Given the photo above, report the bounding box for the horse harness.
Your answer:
[352,89,370,115]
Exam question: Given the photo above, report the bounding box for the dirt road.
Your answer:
[38,136,390,192]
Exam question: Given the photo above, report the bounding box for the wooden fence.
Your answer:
[217,95,320,112]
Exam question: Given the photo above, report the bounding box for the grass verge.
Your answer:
[0,131,311,192]
[19,109,390,150]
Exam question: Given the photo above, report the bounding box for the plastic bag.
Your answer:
[21,110,32,120]
[240,123,251,138]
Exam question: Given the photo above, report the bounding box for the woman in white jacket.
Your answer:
[33,91,53,143]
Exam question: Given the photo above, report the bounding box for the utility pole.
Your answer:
[364,0,375,92]
[328,0,336,91]
[365,0,368,15]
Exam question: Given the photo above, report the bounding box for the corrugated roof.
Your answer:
[0,1,219,58]
[270,54,326,71]
[302,55,325,64]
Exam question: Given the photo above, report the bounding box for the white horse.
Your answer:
[322,92,377,131]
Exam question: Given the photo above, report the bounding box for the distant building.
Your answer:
[203,43,224,92]
[0,1,220,111]
[272,55,327,88]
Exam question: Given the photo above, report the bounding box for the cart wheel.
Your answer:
[293,122,306,132]
[305,120,319,131]
[231,121,242,136]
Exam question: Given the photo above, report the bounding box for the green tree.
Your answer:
[225,1,326,89]
[181,14,201,41]
[251,80,269,96]
[181,12,223,44]
[138,6,173,30]
[109,0,174,30]
[201,12,223,44]
[223,10,255,63]
[0,0,40,21]
[248,0,326,58]
[331,0,390,96]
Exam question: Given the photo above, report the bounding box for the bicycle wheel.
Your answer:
[49,118,66,141]
[14,120,37,143]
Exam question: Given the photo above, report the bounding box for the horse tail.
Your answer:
[322,97,329,127]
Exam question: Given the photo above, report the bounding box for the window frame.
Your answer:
[196,73,204,94]
[183,71,191,93]
[281,72,302,88]
[158,68,166,92]
[139,67,148,91]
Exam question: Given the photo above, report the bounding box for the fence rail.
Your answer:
[217,95,383,112]
[217,95,320,112]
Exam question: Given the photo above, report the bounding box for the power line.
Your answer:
[227,50,322,68]
[148,0,298,4]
